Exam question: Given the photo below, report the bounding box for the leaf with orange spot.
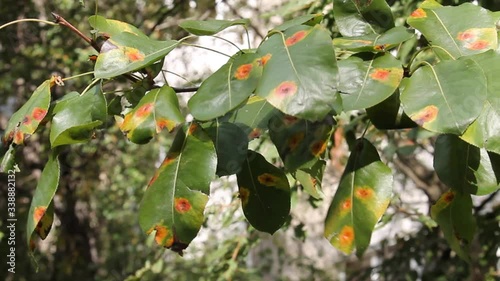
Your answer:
[333,26,414,52]
[431,190,475,261]
[26,152,60,249]
[256,25,338,121]
[236,150,290,234]
[189,52,262,121]
[339,53,403,111]
[94,31,178,79]
[139,123,216,254]
[295,160,326,199]
[407,3,497,59]
[269,112,333,171]
[3,79,52,145]
[50,84,107,147]
[120,85,184,144]
[401,58,487,134]
[324,138,392,256]
[89,15,148,38]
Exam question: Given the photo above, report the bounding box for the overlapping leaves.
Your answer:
[333,26,414,52]
[333,0,395,37]
[179,19,249,36]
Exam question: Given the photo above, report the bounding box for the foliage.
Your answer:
[1,0,499,280]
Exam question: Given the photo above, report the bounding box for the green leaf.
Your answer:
[26,152,60,248]
[295,160,326,199]
[256,25,338,121]
[0,144,16,173]
[400,59,487,134]
[88,15,148,38]
[179,19,249,36]
[119,86,184,144]
[237,150,291,234]
[221,96,278,139]
[94,32,178,79]
[188,52,262,121]
[434,134,499,196]
[272,13,324,31]
[204,121,248,176]
[50,85,107,147]
[339,53,404,111]
[431,190,475,261]
[460,51,500,154]
[333,26,415,52]
[324,138,393,256]
[333,0,395,37]
[269,113,333,171]
[3,79,52,145]
[139,123,217,255]
[366,90,417,130]
[407,3,497,59]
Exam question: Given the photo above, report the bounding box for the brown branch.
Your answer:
[51,12,100,51]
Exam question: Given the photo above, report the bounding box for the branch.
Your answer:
[51,12,100,51]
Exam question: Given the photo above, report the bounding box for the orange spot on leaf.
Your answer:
[248,128,262,139]
[34,206,47,223]
[174,198,191,213]
[457,31,475,41]
[135,103,154,118]
[257,54,272,66]
[444,191,455,203]
[355,187,373,199]
[258,173,280,187]
[283,115,299,126]
[410,8,426,18]
[467,40,490,50]
[156,118,175,132]
[125,48,145,61]
[32,107,47,121]
[274,81,298,97]
[161,153,178,167]
[310,140,327,156]
[412,105,438,126]
[288,132,305,151]
[339,226,355,247]
[285,30,307,46]
[148,173,159,187]
[188,123,198,135]
[342,199,352,210]
[239,187,250,206]
[234,64,253,80]
[154,225,174,247]
[13,130,24,145]
[370,69,391,81]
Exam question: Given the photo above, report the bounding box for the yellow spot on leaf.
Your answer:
[156,118,176,133]
[410,8,426,18]
[338,226,355,252]
[125,47,145,61]
[411,105,438,126]
[136,103,154,118]
[341,199,352,211]
[355,187,373,200]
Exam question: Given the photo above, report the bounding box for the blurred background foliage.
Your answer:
[0,0,499,281]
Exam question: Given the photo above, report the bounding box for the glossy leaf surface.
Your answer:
[237,150,291,234]
[431,191,476,261]
[256,25,338,121]
[333,26,414,52]
[119,85,184,144]
[89,15,148,38]
[339,53,403,111]
[366,90,417,130]
[401,59,487,134]
[50,85,107,147]
[179,19,249,35]
[333,0,395,36]
[434,134,499,195]
[273,13,324,31]
[189,52,262,121]
[139,123,217,255]
[324,138,393,256]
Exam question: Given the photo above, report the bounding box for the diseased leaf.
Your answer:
[324,138,393,256]
[179,19,249,35]
[256,25,338,121]
[26,152,60,248]
[89,15,148,38]
[434,135,499,195]
[3,79,53,145]
[295,160,326,199]
[50,84,107,147]
[339,53,404,111]
[94,32,178,79]
[333,26,414,52]
[366,90,417,130]
[119,85,184,144]
[139,123,217,255]
[0,144,16,173]
[333,0,395,37]
[431,190,476,261]
[237,150,291,234]
[189,52,262,121]
[400,59,487,134]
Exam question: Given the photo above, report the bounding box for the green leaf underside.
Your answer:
[26,153,60,247]
[366,90,417,130]
[333,0,395,37]
[179,19,250,35]
[205,122,249,176]
[434,135,499,195]
[460,51,500,154]
[339,53,404,111]
[50,85,107,147]
[237,150,291,234]
[89,15,148,38]
[431,190,476,261]
[333,26,414,52]
[94,32,178,79]
[139,124,217,254]
[4,79,52,145]
[324,138,393,256]
[189,52,262,121]
[256,24,338,121]
[269,113,333,171]
[295,160,326,199]
[407,3,497,59]
[272,13,324,31]
[401,59,487,134]
[120,85,184,144]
